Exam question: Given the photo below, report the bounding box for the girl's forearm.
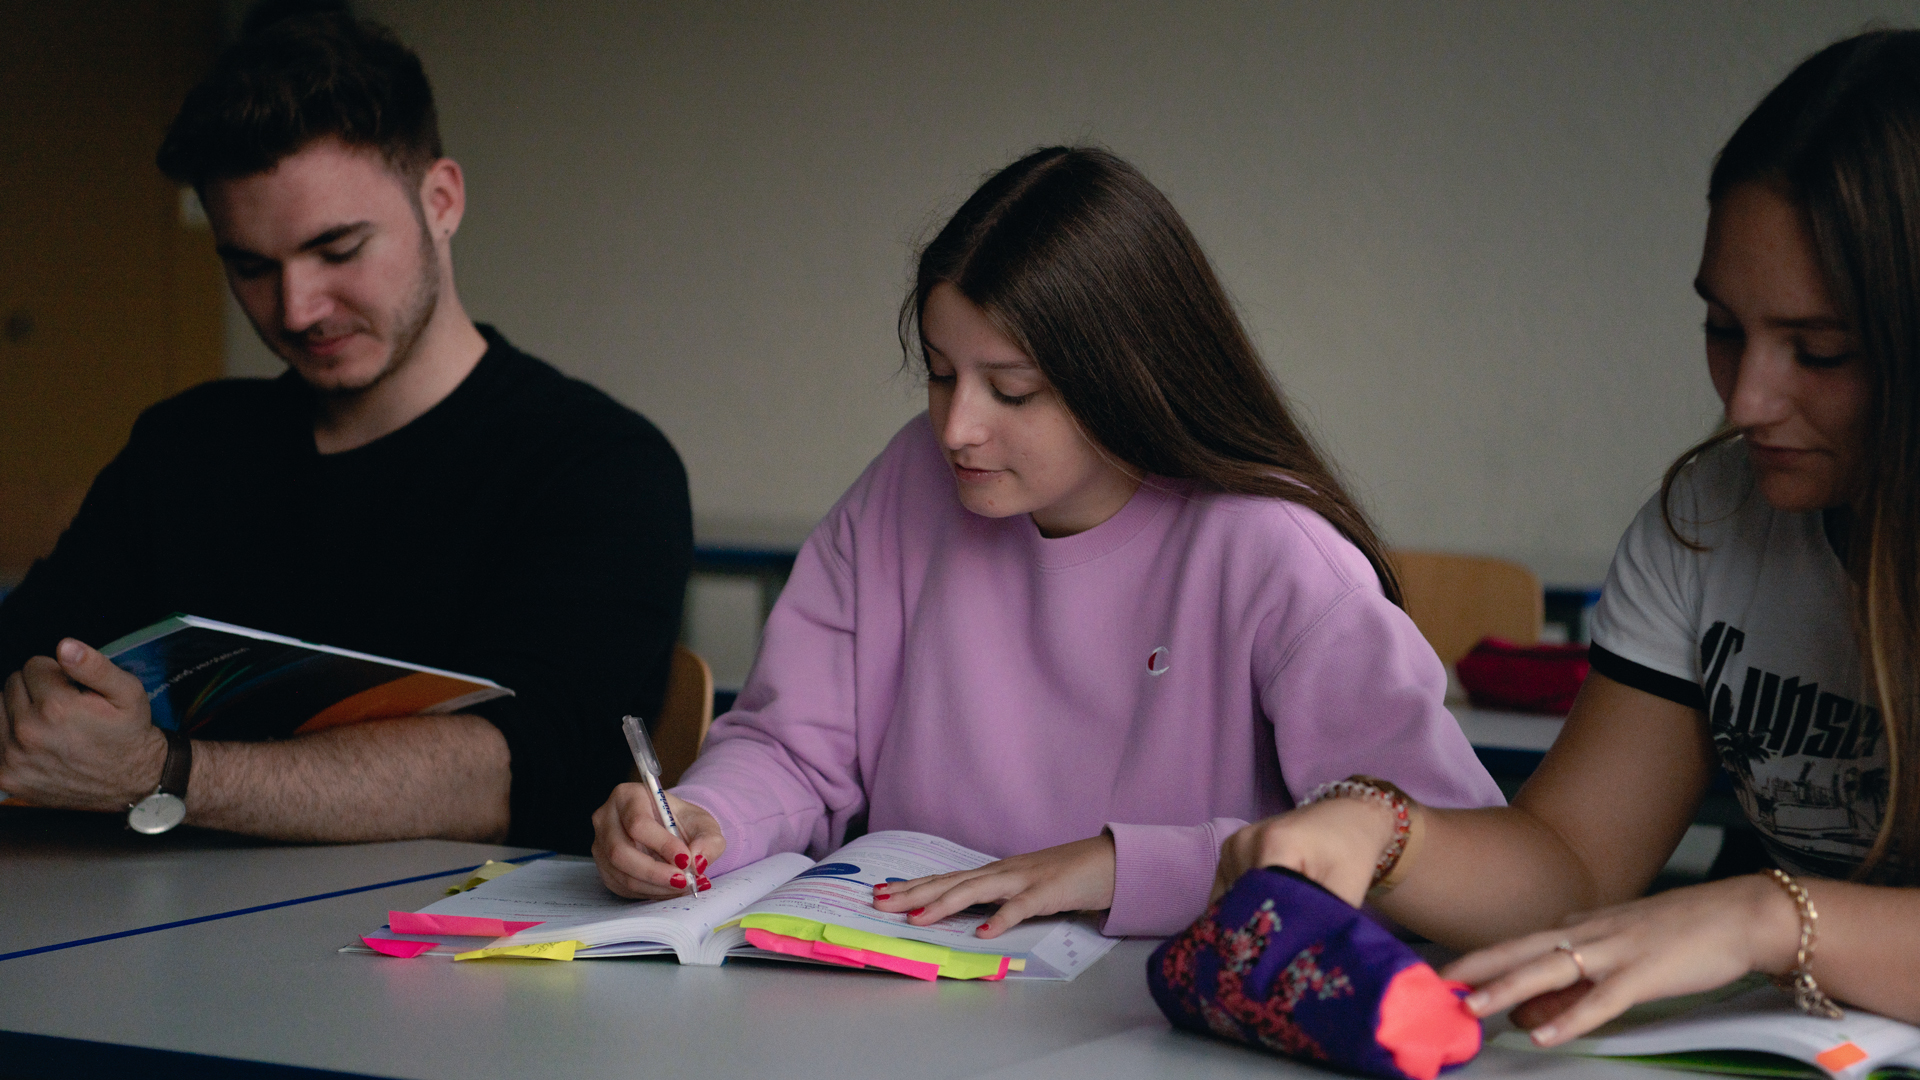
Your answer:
[1377,804,1607,952]
[1379,675,1716,951]
[1796,879,1920,1021]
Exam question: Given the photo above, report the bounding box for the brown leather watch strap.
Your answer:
[158,729,192,799]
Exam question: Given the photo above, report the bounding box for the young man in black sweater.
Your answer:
[0,6,691,854]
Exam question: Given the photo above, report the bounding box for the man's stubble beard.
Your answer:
[369,238,442,391]
[329,228,442,401]
[267,223,443,402]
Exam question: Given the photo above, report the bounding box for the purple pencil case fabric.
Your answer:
[1148,867,1482,1080]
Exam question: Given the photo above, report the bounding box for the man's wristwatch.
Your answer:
[127,729,192,835]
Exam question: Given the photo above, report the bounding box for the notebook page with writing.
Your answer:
[358,853,813,964]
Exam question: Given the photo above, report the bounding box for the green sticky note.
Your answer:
[736,913,1013,978]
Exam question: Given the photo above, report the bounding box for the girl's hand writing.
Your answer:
[1443,874,1804,1045]
[1213,796,1401,907]
[870,834,1115,938]
[591,786,726,899]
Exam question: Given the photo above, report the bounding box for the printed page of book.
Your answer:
[731,830,1118,980]
[1875,1046,1920,1078]
[1496,979,1920,1080]
[359,853,813,964]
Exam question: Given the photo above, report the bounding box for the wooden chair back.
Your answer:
[1389,550,1543,667]
[650,643,714,787]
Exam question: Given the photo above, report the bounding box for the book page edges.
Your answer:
[108,614,509,691]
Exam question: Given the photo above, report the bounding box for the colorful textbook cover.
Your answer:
[102,615,511,740]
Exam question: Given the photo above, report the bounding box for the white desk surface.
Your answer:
[0,809,1658,1080]
[1450,703,1565,753]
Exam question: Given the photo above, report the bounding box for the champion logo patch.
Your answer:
[1147,646,1171,676]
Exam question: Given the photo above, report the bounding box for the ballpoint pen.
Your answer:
[621,715,698,900]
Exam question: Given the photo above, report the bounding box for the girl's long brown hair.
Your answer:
[901,146,1401,605]
[1666,31,1920,881]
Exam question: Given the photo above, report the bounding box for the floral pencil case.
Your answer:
[1147,866,1482,1080]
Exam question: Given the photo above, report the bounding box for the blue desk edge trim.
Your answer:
[0,1030,393,1080]
[0,850,553,964]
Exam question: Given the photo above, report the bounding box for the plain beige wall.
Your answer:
[225,1,1920,584]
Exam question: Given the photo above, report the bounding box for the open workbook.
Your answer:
[353,831,1118,981]
[1496,977,1920,1079]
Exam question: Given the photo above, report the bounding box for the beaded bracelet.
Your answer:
[1764,869,1844,1019]
[1302,775,1414,889]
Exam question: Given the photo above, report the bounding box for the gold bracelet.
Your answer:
[1764,868,1844,1019]
[1302,775,1414,890]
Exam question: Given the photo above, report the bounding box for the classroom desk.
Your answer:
[1,808,1663,1080]
[1449,703,1562,786]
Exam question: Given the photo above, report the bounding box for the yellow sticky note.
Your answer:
[445,860,519,895]
[454,940,581,962]
[935,950,1005,980]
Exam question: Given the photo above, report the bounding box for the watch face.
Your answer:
[128,792,187,835]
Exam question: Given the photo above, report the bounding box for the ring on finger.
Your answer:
[1553,939,1588,983]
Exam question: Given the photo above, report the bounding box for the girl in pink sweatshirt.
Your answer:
[593,146,1501,937]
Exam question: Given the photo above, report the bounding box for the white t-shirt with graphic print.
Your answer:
[1589,439,1886,879]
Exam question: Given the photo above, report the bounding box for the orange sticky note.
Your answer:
[1816,1042,1867,1072]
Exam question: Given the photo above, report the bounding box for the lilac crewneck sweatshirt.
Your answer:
[674,416,1502,935]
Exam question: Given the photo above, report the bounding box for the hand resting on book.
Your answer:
[1443,874,1802,1045]
[0,639,167,811]
[592,784,725,898]
[869,833,1117,938]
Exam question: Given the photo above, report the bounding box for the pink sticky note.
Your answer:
[809,939,886,971]
[362,936,435,958]
[807,936,939,981]
[744,929,866,969]
[387,912,543,937]
[856,949,941,982]
[741,928,941,981]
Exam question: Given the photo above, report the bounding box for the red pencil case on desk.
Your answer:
[1454,638,1589,715]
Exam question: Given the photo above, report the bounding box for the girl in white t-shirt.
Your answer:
[1220,30,1920,1036]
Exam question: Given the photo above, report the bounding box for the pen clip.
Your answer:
[621,715,661,776]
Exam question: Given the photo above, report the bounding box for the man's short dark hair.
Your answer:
[156,0,442,190]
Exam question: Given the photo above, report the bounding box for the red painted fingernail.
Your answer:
[909,907,925,916]
[670,873,686,888]
[675,853,689,869]
[697,881,712,892]
[695,855,708,872]
[978,923,991,931]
